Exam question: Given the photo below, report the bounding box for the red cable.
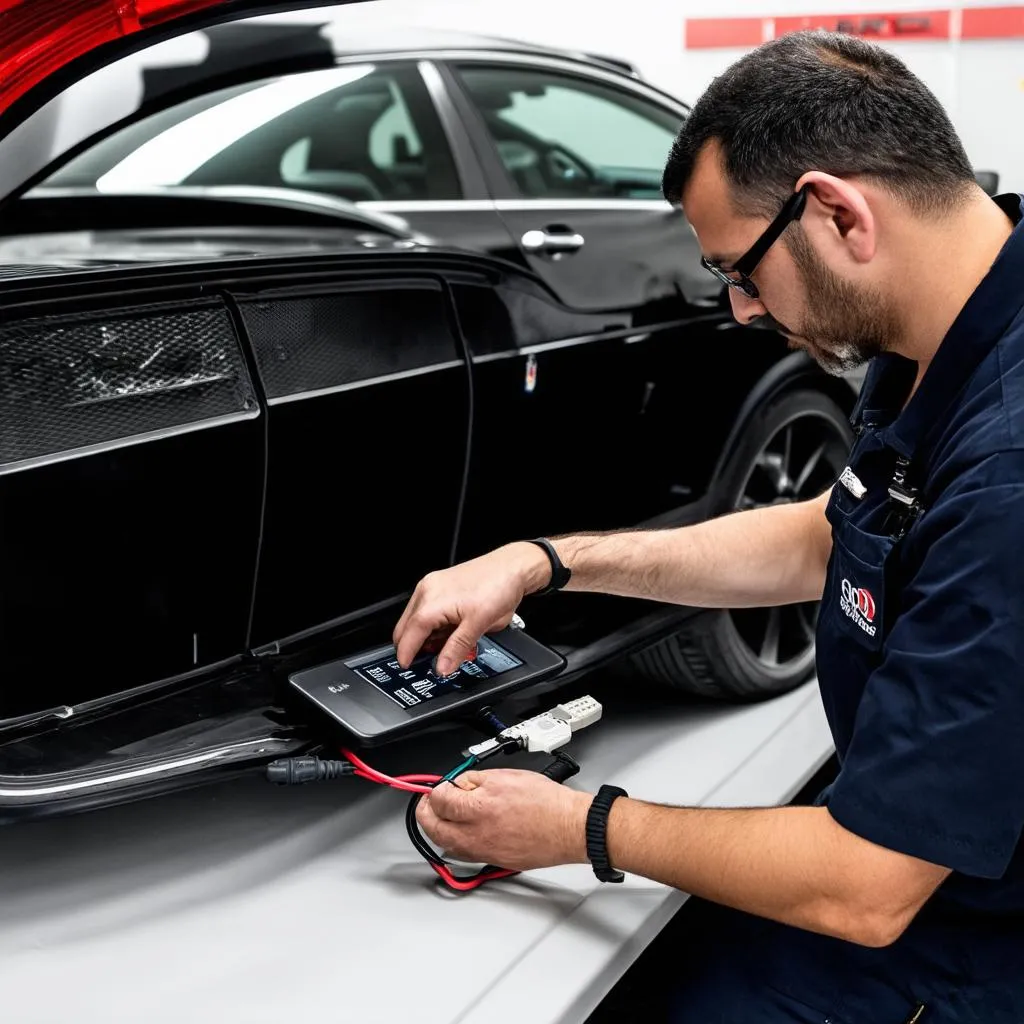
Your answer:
[429,862,519,891]
[352,770,437,793]
[342,748,436,793]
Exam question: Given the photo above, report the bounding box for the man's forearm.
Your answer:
[599,799,948,948]
[550,492,832,608]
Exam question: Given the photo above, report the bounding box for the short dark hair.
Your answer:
[662,31,975,217]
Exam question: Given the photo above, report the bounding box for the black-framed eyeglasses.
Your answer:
[700,185,809,300]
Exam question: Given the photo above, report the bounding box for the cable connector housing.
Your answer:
[551,695,602,732]
[465,694,603,756]
[266,756,356,785]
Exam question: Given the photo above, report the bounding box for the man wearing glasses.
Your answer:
[396,30,1024,1022]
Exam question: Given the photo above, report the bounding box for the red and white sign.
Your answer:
[684,5,1024,48]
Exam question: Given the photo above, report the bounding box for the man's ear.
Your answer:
[795,171,876,264]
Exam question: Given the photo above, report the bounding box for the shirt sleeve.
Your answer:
[826,451,1024,878]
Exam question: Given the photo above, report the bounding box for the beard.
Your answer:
[770,228,902,376]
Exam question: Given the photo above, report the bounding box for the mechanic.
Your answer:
[394,31,1024,1023]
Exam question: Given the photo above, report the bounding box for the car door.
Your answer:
[444,58,718,315]
[440,58,720,552]
[235,272,471,648]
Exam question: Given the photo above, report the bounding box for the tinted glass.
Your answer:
[44,63,460,203]
[456,65,679,200]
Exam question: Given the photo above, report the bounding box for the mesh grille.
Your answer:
[239,286,457,400]
[0,300,255,468]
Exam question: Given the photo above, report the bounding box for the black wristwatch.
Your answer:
[585,784,628,883]
[527,537,572,595]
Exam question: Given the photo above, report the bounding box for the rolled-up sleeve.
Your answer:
[827,451,1024,878]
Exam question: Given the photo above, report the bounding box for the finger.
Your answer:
[416,793,443,838]
[395,607,451,670]
[435,622,486,677]
[416,801,464,855]
[429,776,482,823]
[452,770,485,791]
[392,584,423,647]
[422,628,451,655]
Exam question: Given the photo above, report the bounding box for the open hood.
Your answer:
[0,0,358,207]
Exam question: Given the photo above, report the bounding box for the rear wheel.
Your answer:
[632,388,853,700]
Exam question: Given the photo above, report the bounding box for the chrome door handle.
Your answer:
[521,228,585,255]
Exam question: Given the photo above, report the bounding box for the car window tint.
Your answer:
[44,63,460,203]
[455,65,680,200]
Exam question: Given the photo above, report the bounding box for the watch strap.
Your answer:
[527,537,571,595]
[585,784,627,883]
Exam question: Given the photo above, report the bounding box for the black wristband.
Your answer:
[585,784,627,883]
[527,537,571,595]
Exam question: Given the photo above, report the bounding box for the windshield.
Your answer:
[41,61,461,204]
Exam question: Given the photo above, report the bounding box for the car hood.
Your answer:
[0,1,364,209]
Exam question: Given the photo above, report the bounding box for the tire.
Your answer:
[631,388,854,700]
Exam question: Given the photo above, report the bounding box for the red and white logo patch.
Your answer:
[840,578,877,636]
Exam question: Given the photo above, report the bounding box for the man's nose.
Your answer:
[728,289,767,325]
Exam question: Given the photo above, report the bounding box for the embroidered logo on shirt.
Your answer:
[840,578,877,636]
[839,465,866,499]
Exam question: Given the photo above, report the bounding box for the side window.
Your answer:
[455,65,681,200]
[276,66,452,201]
[51,63,460,203]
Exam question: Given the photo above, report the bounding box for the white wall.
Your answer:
[259,0,1024,191]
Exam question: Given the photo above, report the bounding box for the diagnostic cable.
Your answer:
[267,696,602,891]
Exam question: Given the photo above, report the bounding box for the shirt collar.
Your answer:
[873,193,1024,459]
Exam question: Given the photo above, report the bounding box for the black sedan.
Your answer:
[0,2,855,817]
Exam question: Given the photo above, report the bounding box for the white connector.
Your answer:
[496,694,602,755]
[463,695,603,758]
[551,695,602,732]
[502,713,573,754]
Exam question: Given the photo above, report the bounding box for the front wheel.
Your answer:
[631,388,854,700]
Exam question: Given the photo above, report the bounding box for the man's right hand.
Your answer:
[393,542,553,675]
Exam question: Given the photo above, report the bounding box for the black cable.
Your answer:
[406,791,445,866]
[475,707,509,736]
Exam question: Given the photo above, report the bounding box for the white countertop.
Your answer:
[0,677,833,1024]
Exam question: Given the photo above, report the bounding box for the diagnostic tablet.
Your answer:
[287,626,566,745]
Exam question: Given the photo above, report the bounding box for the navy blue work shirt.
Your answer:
[811,192,1024,1014]
[819,192,1024,908]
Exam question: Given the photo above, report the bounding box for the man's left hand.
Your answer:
[416,768,593,871]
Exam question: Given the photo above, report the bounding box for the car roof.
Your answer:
[217,21,644,78]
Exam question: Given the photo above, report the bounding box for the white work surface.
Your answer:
[0,677,833,1024]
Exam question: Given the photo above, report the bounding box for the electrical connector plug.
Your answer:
[500,713,572,754]
[464,736,502,758]
[493,694,602,755]
[266,756,356,785]
[551,695,602,732]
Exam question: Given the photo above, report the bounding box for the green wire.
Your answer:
[443,755,477,782]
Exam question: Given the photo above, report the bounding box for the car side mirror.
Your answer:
[975,170,1000,196]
